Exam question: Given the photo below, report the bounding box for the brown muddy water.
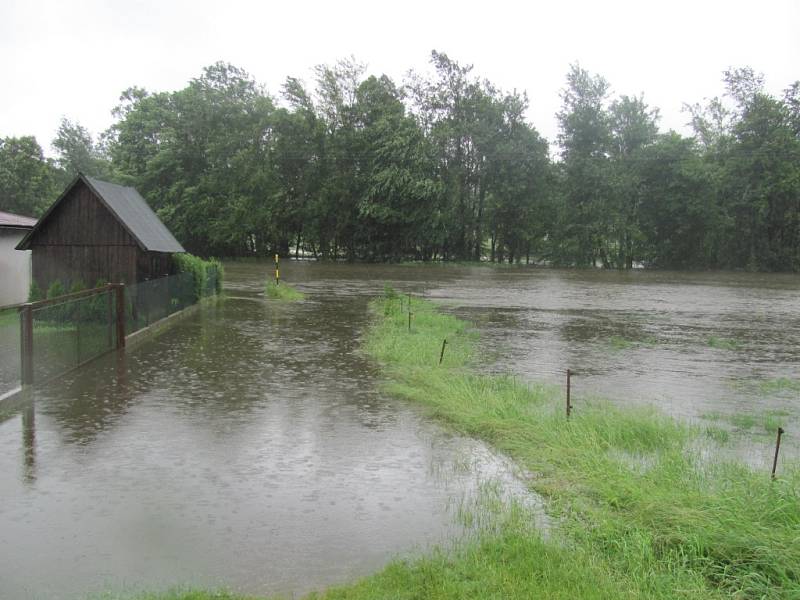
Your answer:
[1,261,798,599]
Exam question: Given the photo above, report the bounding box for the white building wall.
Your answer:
[0,228,31,306]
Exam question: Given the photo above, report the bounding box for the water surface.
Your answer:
[0,263,528,599]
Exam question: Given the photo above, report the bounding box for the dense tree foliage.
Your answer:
[2,54,798,270]
[0,136,58,217]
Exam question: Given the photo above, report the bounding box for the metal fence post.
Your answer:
[20,304,33,386]
[115,283,126,349]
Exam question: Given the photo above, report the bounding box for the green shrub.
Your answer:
[28,281,43,302]
[207,258,224,295]
[173,253,224,301]
[46,280,65,299]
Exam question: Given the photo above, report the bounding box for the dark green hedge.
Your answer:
[173,254,224,301]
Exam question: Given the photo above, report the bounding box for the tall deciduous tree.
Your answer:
[607,94,659,268]
[719,69,800,270]
[556,64,612,266]
[355,75,442,260]
[58,56,799,271]
[52,118,113,183]
[0,136,58,216]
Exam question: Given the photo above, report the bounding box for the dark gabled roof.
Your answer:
[83,176,185,253]
[0,210,37,229]
[16,174,185,253]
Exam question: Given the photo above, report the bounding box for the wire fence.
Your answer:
[0,306,21,395]
[126,272,196,334]
[30,287,119,384]
[0,270,220,396]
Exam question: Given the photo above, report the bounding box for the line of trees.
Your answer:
[2,52,799,270]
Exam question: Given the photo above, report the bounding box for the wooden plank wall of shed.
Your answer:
[137,251,175,281]
[31,181,140,289]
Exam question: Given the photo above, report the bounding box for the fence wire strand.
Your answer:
[0,271,219,394]
[31,289,117,384]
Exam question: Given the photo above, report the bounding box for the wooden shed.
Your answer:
[16,174,185,290]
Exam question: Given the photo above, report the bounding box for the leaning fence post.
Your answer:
[772,427,785,480]
[439,338,448,365]
[20,304,33,386]
[115,283,126,349]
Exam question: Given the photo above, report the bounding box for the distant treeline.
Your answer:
[2,52,799,270]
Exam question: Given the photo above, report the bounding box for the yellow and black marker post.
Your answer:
[274,254,280,286]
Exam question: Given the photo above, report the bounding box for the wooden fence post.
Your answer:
[772,427,785,480]
[566,368,572,418]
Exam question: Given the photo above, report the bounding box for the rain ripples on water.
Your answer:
[0,261,797,598]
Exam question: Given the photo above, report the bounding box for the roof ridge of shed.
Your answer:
[16,173,185,254]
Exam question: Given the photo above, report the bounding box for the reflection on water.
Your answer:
[0,262,798,599]
[22,402,35,485]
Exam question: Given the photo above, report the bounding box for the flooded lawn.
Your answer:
[424,267,800,467]
[0,261,798,598]
[0,263,527,599]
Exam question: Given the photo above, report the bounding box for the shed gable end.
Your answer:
[28,180,136,247]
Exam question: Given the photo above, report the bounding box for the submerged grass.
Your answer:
[702,409,791,435]
[707,336,742,350]
[606,334,658,350]
[95,592,251,600]
[264,281,304,301]
[759,377,800,394]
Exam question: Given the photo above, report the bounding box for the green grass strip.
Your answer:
[352,292,799,599]
[264,281,304,301]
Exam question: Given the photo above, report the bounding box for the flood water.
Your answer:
[1,262,798,599]
[0,262,530,600]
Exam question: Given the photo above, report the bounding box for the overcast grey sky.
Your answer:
[1,0,798,155]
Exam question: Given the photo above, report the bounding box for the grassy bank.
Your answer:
[112,292,799,600]
[264,281,304,301]
[351,293,799,599]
